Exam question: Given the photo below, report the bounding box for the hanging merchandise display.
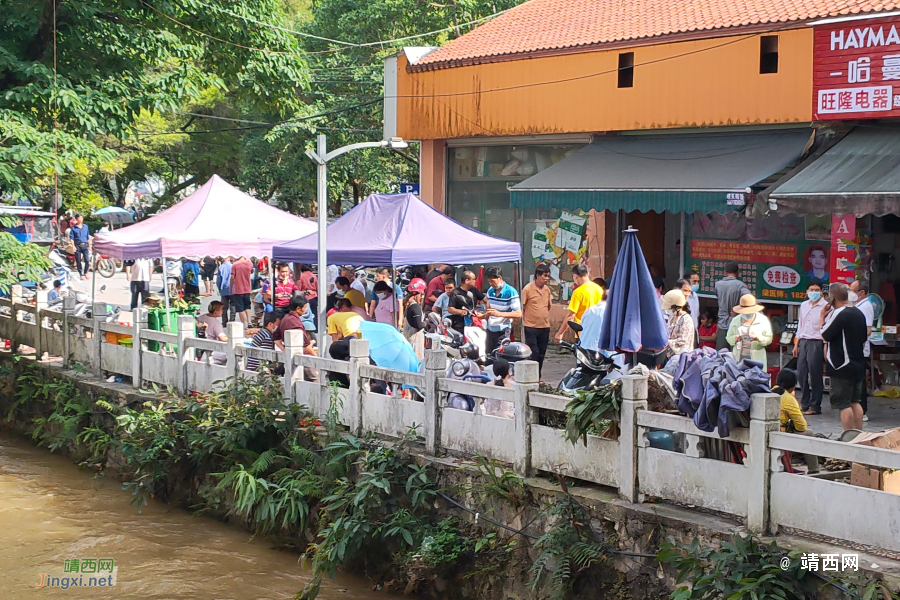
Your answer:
[529,210,589,300]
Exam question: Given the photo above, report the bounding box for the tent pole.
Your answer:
[391,264,397,330]
[315,134,328,353]
[678,212,685,279]
[91,259,97,305]
[269,256,275,321]
[162,257,171,321]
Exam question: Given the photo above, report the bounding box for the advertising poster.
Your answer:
[684,213,835,304]
[831,214,857,285]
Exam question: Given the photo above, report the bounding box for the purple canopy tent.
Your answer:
[93,175,316,260]
[271,192,521,265]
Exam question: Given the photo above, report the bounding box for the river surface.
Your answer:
[0,435,397,600]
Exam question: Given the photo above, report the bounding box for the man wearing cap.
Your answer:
[715,261,751,350]
[726,294,773,368]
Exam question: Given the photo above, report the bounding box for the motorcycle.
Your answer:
[557,321,624,395]
[94,254,123,278]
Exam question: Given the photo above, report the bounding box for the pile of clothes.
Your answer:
[666,347,772,438]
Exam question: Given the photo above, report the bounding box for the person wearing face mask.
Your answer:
[371,280,400,326]
[332,276,367,313]
[687,270,701,330]
[793,279,827,415]
[726,294,773,368]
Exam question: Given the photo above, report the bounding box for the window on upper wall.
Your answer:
[760,36,778,74]
[618,52,634,88]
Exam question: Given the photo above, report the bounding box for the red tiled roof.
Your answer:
[412,0,899,70]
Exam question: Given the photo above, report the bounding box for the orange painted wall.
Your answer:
[397,29,813,139]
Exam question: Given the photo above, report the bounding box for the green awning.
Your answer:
[510,130,813,214]
[769,126,900,217]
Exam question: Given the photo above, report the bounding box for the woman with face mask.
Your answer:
[372,280,399,326]
[662,289,695,355]
[726,294,774,368]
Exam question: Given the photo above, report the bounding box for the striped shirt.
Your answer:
[247,328,274,371]
[486,283,521,332]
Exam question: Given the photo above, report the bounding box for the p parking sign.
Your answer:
[399,183,420,196]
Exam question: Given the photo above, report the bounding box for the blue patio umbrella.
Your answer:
[598,228,669,354]
[358,321,420,373]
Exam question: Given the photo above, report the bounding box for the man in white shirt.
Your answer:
[850,279,875,419]
[130,258,153,310]
[325,265,340,295]
[793,278,826,415]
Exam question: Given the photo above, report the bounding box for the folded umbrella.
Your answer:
[599,228,668,354]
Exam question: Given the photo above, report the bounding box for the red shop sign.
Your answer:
[813,15,900,120]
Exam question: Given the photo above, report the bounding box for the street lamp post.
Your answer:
[305,134,408,351]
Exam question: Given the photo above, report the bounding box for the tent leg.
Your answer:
[162,257,171,323]
[391,264,397,330]
[679,212,685,279]
[269,258,275,325]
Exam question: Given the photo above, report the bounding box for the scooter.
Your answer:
[557,321,623,395]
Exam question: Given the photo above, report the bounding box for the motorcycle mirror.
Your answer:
[567,321,583,333]
[99,285,107,293]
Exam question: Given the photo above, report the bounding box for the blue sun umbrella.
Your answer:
[598,228,669,354]
[358,321,420,373]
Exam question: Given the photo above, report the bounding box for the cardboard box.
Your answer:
[849,428,900,494]
[453,158,475,178]
[848,428,900,451]
[850,463,900,494]
[488,163,504,177]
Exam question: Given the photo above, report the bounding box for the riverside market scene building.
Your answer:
[384,0,900,385]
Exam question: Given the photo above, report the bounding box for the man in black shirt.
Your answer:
[820,282,868,431]
[448,270,478,334]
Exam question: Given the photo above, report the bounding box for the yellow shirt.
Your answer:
[567,281,604,323]
[779,391,807,432]
[327,311,363,338]
[345,289,367,310]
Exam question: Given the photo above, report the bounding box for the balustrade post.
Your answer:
[513,360,539,476]
[35,290,48,359]
[748,392,780,534]
[283,329,305,403]
[225,321,244,380]
[91,302,108,374]
[619,375,648,503]
[176,315,194,394]
[62,295,75,368]
[348,338,369,436]
[131,308,147,389]
[423,348,446,455]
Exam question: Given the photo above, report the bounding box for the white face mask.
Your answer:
[848,291,859,305]
[376,292,387,300]
[335,289,346,298]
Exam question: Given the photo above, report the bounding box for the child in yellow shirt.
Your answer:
[772,369,819,474]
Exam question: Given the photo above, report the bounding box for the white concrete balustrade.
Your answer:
[2,291,900,552]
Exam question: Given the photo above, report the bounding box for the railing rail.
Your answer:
[0,294,898,553]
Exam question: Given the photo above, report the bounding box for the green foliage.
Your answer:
[564,380,622,444]
[657,535,819,600]
[0,0,307,200]
[0,232,53,295]
[658,535,900,600]
[466,454,526,510]
[529,492,609,600]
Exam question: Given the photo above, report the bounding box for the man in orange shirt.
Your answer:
[522,263,553,373]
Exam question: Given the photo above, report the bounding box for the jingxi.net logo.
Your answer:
[35,558,117,589]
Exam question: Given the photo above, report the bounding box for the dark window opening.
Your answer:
[760,36,778,74]
[618,52,634,88]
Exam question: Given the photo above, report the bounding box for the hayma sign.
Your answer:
[813,15,900,119]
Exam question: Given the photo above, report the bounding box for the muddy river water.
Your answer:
[0,435,398,600]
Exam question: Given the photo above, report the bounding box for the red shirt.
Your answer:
[273,278,300,308]
[698,323,717,349]
[231,259,253,295]
[424,276,446,308]
[298,271,318,300]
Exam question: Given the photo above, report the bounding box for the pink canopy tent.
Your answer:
[93,175,316,259]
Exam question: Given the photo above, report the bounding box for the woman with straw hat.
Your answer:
[726,294,773,367]
[662,289,695,355]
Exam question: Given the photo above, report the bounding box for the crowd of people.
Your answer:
[657,259,872,433]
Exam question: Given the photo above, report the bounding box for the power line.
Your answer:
[139,0,296,55]
[191,0,510,49]
[397,21,800,100]
[174,111,273,125]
